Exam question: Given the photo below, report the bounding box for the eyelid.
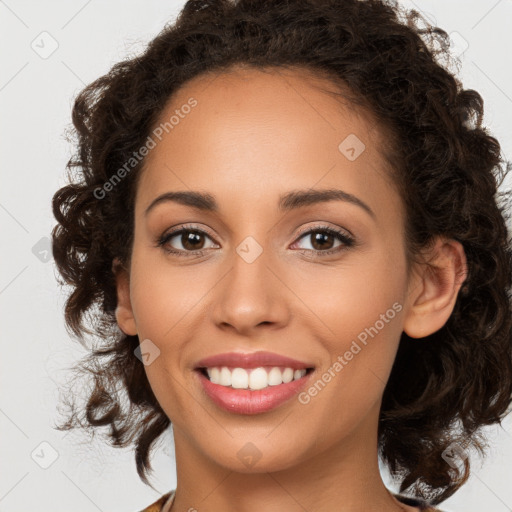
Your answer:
[161,223,217,241]
[157,222,356,257]
[293,222,354,240]
[159,223,351,244]
[159,223,219,250]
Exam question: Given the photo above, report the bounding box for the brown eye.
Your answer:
[157,227,218,255]
[293,227,354,256]
[308,231,336,251]
[180,231,206,251]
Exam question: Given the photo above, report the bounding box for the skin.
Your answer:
[114,66,467,512]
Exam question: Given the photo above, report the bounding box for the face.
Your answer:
[115,66,426,473]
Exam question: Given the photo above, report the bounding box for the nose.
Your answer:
[211,243,290,336]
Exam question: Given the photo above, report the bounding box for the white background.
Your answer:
[1,1,511,511]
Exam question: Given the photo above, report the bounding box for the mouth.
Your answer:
[192,351,316,415]
[196,366,315,390]
[194,367,315,414]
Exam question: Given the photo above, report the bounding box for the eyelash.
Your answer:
[155,223,356,259]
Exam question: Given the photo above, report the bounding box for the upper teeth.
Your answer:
[205,366,307,390]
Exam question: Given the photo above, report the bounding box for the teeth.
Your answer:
[205,366,308,390]
[219,367,231,386]
[232,367,248,389]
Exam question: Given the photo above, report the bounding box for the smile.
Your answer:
[202,366,309,390]
[193,350,316,414]
[193,367,313,415]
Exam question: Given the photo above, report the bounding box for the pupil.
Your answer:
[183,231,203,250]
[313,232,333,250]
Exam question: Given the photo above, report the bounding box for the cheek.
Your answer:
[129,250,212,339]
[127,251,216,418]
[295,302,404,451]
[289,242,406,346]
[290,246,406,407]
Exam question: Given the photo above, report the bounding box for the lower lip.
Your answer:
[195,369,313,415]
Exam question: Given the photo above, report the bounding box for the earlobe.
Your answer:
[403,237,468,339]
[112,257,138,336]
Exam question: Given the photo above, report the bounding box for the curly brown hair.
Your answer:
[51,0,512,504]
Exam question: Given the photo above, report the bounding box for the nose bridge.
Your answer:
[212,230,288,331]
[229,232,273,304]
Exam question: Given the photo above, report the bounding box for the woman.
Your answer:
[51,0,512,510]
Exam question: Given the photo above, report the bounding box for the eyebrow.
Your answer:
[144,188,375,219]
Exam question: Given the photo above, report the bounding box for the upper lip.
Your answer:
[194,351,314,370]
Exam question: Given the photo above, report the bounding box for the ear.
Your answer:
[403,237,468,339]
[112,257,137,336]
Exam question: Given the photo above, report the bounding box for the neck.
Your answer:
[169,402,416,512]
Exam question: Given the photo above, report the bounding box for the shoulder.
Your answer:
[394,493,446,512]
[137,490,175,512]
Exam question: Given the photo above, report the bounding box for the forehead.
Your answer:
[135,66,400,221]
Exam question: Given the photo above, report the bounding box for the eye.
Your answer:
[156,225,218,256]
[156,224,356,258]
[292,226,355,257]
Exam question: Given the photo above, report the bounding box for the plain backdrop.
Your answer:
[1,1,511,511]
